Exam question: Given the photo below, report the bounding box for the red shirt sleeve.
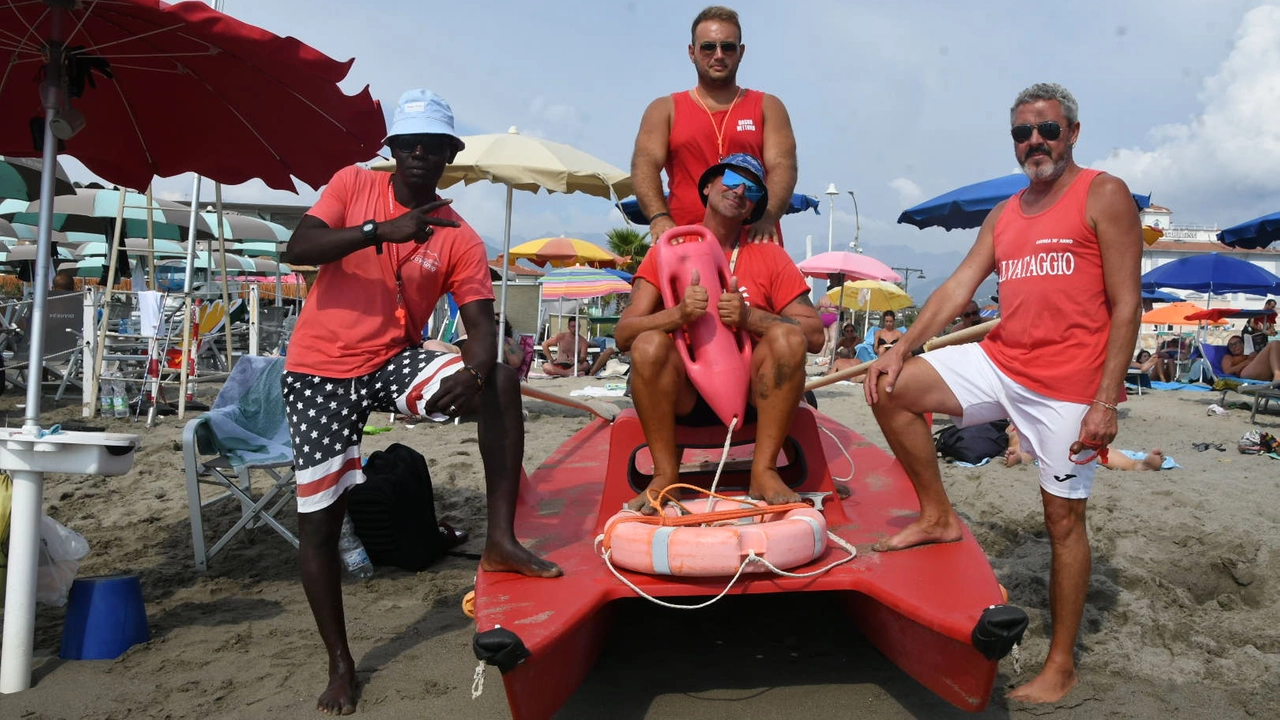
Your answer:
[633,250,663,305]
[444,212,496,306]
[306,165,358,228]
[763,244,810,312]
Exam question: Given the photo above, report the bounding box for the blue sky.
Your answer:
[62,0,1280,300]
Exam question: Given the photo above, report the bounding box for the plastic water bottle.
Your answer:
[99,383,113,417]
[112,374,128,418]
[338,514,374,579]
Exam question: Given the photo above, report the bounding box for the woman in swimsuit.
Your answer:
[817,295,840,364]
[873,310,903,357]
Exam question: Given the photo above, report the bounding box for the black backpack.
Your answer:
[934,420,1010,464]
[346,443,446,571]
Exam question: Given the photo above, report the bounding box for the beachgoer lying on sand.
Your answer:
[1222,333,1280,382]
[615,153,822,513]
[1003,425,1165,470]
[283,89,560,716]
[541,317,591,377]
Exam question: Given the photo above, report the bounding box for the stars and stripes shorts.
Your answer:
[282,347,465,513]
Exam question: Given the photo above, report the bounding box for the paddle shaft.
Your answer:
[805,319,999,391]
[520,384,619,421]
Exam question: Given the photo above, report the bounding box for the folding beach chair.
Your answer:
[8,291,85,400]
[181,355,296,571]
[1181,341,1279,418]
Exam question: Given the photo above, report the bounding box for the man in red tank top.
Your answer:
[616,154,822,514]
[862,83,1142,705]
[631,5,797,244]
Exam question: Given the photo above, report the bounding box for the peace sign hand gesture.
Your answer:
[380,198,461,244]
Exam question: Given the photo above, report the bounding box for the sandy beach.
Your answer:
[1,370,1277,719]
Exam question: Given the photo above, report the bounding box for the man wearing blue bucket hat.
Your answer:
[284,88,562,715]
[617,153,823,514]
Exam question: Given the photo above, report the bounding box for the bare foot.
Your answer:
[1141,449,1165,471]
[480,537,563,577]
[1002,448,1023,468]
[1007,665,1079,703]
[748,467,801,505]
[317,658,357,715]
[626,472,680,515]
[872,513,965,552]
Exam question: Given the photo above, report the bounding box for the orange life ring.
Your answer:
[601,496,827,577]
[651,225,752,428]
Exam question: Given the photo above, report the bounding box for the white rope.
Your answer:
[1011,642,1022,674]
[747,531,857,578]
[819,424,855,483]
[700,415,738,511]
[470,660,486,699]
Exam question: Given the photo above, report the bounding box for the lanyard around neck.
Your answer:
[691,87,743,160]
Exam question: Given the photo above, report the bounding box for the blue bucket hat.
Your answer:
[383,89,465,150]
[698,152,768,224]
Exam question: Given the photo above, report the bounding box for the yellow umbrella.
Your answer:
[508,236,620,268]
[1143,225,1164,247]
[825,279,914,312]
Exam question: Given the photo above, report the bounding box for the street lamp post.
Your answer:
[824,183,839,254]
[846,190,862,253]
[890,266,926,293]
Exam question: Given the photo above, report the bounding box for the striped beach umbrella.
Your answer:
[537,265,632,299]
[200,212,291,243]
[510,236,623,268]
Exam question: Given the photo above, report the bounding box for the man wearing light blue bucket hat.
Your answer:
[284,88,562,715]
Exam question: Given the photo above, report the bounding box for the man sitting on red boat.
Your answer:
[615,153,824,513]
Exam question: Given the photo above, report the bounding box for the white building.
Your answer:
[1140,204,1278,309]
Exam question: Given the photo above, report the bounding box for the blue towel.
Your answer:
[202,356,291,468]
[1149,381,1213,392]
[1116,449,1180,469]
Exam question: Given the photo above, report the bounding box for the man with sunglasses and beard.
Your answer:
[616,153,823,514]
[284,89,561,716]
[631,5,797,245]
[947,299,984,333]
[863,83,1142,704]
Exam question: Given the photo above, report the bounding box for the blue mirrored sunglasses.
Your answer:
[722,169,764,202]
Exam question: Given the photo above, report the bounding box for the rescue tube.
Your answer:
[652,225,752,428]
[601,497,827,577]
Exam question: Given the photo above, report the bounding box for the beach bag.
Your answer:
[35,514,90,607]
[934,420,1010,464]
[346,443,446,571]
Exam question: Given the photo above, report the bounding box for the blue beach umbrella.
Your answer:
[1218,211,1280,250]
[616,192,821,225]
[1141,253,1280,297]
[602,267,633,283]
[897,174,1152,231]
[1141,288,1182,303]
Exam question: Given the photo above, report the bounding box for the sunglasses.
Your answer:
[1010,121,1063,143]
[698,40,740,55]
[387,134,454,156]
[721,169,765,202]
[962,311,979,318]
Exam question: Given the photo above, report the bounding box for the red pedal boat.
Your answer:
[471,405,1024,718]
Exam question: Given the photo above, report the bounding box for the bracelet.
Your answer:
[1092,399,1118,412]
[462,365,485,390]
[647,211,671,223]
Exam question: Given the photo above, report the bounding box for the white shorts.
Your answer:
[922,343,1096,499]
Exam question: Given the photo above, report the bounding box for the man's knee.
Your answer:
[758,322,807,365]
[1042,496,1088,542]
[630,330,676,372]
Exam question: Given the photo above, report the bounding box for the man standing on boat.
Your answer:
[283,88,562,715]
[631,5,797,244]
[863,83,1142,704]
[616,153,823,512]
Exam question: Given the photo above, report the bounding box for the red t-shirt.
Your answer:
[634,231,810,329]
[667,89,780,242]
[981,169,1113,404]
[285,166,494,378]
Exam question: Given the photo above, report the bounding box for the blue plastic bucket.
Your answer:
[59,574,150,660]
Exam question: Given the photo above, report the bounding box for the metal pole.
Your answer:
[497,185,513,362]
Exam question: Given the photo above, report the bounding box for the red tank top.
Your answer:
[981,169,1113,404]
[666,88,766,227]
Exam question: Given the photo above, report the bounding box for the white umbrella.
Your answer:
[373,126,632,356]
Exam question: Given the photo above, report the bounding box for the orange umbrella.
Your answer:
[1142,225,1164,246]
[508,236,621,268]
[1140,301,1226,326]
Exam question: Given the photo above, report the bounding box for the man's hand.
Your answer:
[746,214,780,244]
[650,215,677,244]
[1069,404,1118,460]
[863,347,907,405]
[379,199,461,245]
[679,269,709,325]
[423,366,484,417]
[718,275,748,328]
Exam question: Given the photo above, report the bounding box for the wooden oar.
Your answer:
[520,384,621,422]
[805,319,1000,392]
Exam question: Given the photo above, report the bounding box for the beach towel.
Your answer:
[1116,449,1181,470]
[201,356,291,468]
[1150,381,1213,392]
[570,384,628,398]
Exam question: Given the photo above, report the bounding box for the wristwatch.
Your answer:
[361,219,382,254]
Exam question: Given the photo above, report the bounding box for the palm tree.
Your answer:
[606,226,649,274]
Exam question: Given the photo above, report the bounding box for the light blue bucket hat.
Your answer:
[383,89,466,150]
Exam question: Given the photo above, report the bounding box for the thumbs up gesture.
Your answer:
[719,275,747,328]
[679,268,709,324]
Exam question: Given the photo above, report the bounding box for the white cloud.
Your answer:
[888,178,925,210]
[1095,4,1280,227]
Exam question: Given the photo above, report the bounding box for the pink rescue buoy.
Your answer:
[651,225,752,427]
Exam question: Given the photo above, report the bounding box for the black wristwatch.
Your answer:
[361,219,381,254]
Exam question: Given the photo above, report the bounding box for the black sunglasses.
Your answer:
[697,40,740,55]
[962,311,979,318]
[387,134,454,155]
[1010,121,1062,143]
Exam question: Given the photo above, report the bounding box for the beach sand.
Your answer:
[1,371,1277,719]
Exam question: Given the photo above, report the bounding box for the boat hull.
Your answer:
[474,406,1005,719]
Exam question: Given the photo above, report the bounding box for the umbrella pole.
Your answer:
[833,282,847,366]
[573,304,580,377]
[87,192,128,421]
[214,183,233,375]
[497,185,514,362]
[145,185,156,291]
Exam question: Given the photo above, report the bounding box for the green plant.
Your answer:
[605,227,649,274]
